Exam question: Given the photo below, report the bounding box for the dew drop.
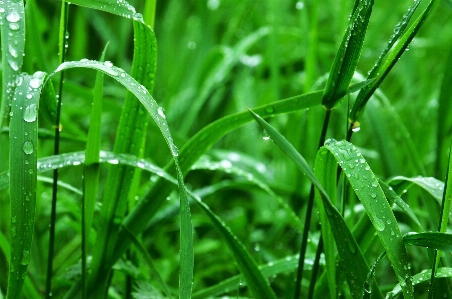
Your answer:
[9,44,18,58]
[373,217,385,232]
[23,141,33,154]
[9,22,19,31]
[8,59,19,71]
[6,11,20,23]
[262,130,270,141]
[170,143,179,157]
[23,104,37,122]
[157,106,166,119]
[30,71,46,88]
[12,216,17,223]
[104,61,113,68]
[21,250,30,265]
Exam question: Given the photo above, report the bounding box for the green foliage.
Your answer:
[1,0,452,298]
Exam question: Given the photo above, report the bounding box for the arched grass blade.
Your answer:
[386,268,452,299]
[321,0,373,110]
[322,139,414,298]
[192,254,299,299]
[404,232,452,251]
[389,176,444,203]
[249,109,379,298]
[0,0,25,128]
[7,72,44,299]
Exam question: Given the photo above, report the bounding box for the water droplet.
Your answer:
[104,61,113,68]
[9,44,18,58]
[23,141,34,154]
[170,143,179,157]
[23,104,37,122]
[220,160,232,168]
[295,1,304,9]
[157,106,166,119]
[21,250,30,265]
[8,59,19,71]
[264,106,275,114]
[30,71,46,88]
[374,217,385,231]
[27,169,33,175]
[107,159,119,164]
[9,22,19,31]
[6,11,20,23]
[12,216,17,223]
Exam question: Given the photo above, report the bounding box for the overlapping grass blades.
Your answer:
[349,0,441,129]
[8,72,44,299]
[0,0,25,128]
[321,0,373,110]
[249,109,416,298]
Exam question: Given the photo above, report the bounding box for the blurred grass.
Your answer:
[1,0,452,298]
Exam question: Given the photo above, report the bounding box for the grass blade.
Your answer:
[349,0,441,127]
[322,0,373,110]
[323,139,414,298]
[7,72,44,298]
[0,0,25,128]
[64,0,137,18]
[404,232,452,251]
[249,109,379,298]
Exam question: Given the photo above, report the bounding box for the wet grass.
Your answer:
[1,0,452,298]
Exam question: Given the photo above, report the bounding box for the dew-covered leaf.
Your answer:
[404,232,452,251]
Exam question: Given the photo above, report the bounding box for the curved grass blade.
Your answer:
[349,0,441,127]
[192,255,299,299]
[190,192,278,299]
[7,72,44,299]
[249,110,379,298]
[322,139,414,298]
[0,0,25,128]
[386,268,452,299]
[389,176,444,203]
[404,232,452,251]
[321,0,373,110]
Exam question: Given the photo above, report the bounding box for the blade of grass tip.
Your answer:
[46,3,69,299]
[0,0,25,129]
[322,0,373,110]
[189,192,277,299]
[429,142,452,297]
[348,0,440,132]
[7,72,44,299]
[404,232,452,252]
[322,139,414,298]
[82,43,109,299]
[248,109,380,298]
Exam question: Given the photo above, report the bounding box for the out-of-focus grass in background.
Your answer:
[1,0,452,298]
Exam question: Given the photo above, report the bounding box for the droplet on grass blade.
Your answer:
[6,11,20,23]
[23,104,37,122]
[23,141,34,154]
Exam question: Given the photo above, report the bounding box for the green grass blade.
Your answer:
[349,0,441,126]
[192,255,299,299]
[81,43,108,298]
[322,0,373,110]
[389,176,444,203]
[323,139,414,298]
[64,0,137,17]
[191,192,278,299]
[249,110,378,298]
[386,268,452,298]
[0,0,25,128]
[313,149,338,298]
[7,72,44,299]
[404,232,452,251]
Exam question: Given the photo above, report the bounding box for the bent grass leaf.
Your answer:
[0,0,25,128]
[65,0,137,18]
[322,0,373,110]
[323,139,414,298]
[404,232,452,251]
[389,176,444,203]
[386,268,452,299]
[8,72,44,299]
[249,110,377,298]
